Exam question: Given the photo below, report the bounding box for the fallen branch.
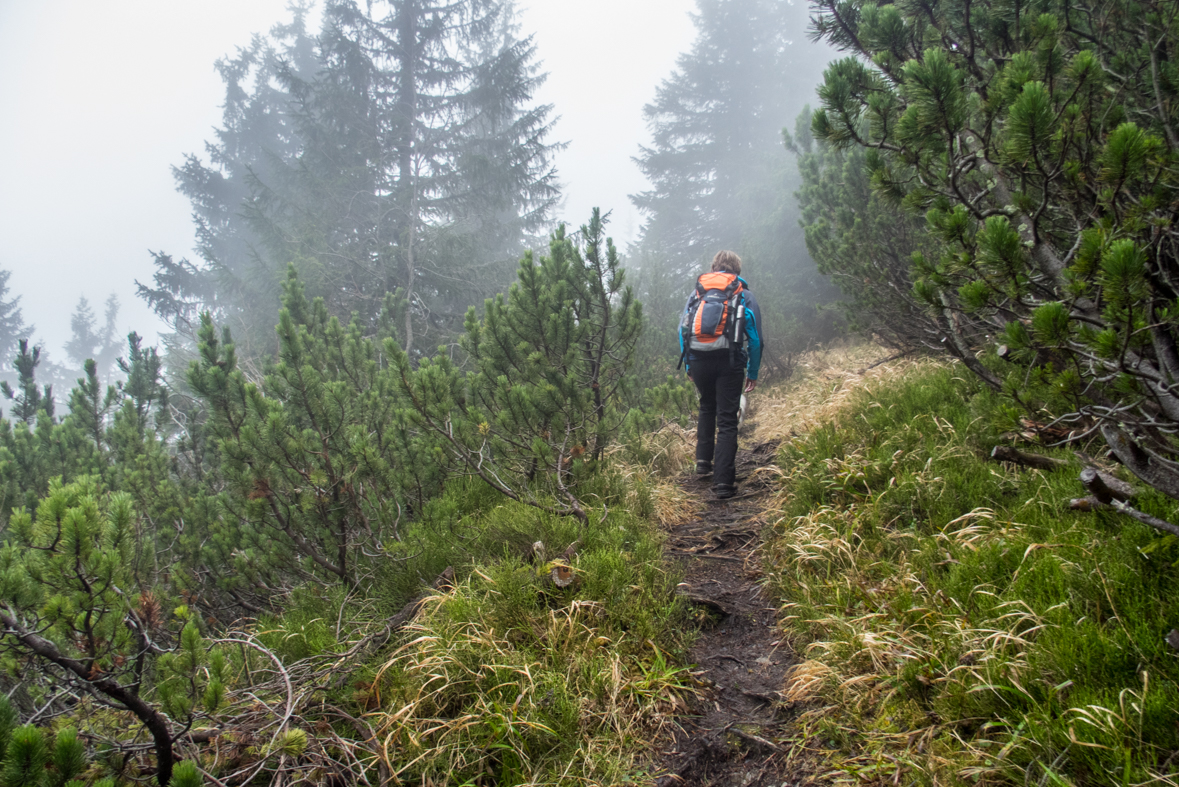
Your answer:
[1068,496,1102,512]
[665,551,746,564]
[724,723,783,753]
[1079,467,1138,503]
[377,566,456,634]
[1109,499,1179,538]
[990,445,1069,472]
[678,593,737,618]
[331,567,455,688]
[1071,471,1179,537]
[856,350,912,375]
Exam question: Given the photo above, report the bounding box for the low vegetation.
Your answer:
[764,355,1179,785]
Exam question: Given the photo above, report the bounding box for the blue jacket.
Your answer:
[680,276,763,380]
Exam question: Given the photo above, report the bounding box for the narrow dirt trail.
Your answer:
[654,436,804,787]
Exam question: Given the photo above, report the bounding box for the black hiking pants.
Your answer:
[690,351,745,489]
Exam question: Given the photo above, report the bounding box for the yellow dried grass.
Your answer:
[753,342,944,443]
[649,478,697,527]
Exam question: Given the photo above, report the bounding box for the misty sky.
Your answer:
[0,1,697,359]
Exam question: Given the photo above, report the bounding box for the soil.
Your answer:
[653,436,808,787]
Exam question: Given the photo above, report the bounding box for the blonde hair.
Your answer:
[711,250,742,275]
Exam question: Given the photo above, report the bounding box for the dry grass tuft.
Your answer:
[371,586,691,784]
[649,478,697,527]
[752,342,942,443]
[783,659,835,703]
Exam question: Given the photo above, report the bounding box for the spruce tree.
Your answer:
[630,0,840,374]
[138,6,320,351]
[0,270,31,390]
[141,0,559,357]
[63,295,121,383]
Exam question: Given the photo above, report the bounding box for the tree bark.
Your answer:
[1100,423,1179,501]
[1078,467,1138,504]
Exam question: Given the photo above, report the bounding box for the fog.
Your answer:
[0,0,696,361]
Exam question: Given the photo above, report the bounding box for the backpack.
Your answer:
[677,272,748,369]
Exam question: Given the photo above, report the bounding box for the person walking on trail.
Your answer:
[678,250,762,499]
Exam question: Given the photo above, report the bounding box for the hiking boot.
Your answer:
[713,483,737,499]
[695,460,713,475]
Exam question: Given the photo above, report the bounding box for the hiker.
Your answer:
[678,250,762,499]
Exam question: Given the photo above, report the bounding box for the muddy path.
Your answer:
[654,437,806,787]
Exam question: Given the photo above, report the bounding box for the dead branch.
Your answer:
[1072,470,1179,537]
[1068,496,1103,511]
[1079,467,1138,503]
[331,567,455,688]
[1109,499,1179,538]
[676,592,736,618]
[990,445,1070,471]
[724,723,784,753]
[856,350,912,375]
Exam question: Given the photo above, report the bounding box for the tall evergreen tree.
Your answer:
[630,0,841,376]
[140,0,560,357]
[138,6,321,355]
[63,294,121,383]
[0,270,31,383]
[632,0,828,269]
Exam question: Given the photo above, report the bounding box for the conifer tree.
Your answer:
[397,210,640,522]
[809,0,1179,499]
[142,0,559,357]
[630,0,841,374]
[63,295,121,383]
[114,333,168,435]
[1,725,48,787]
[0,479,224,787]
[187,267,444,597]
[1,340,52,425]
[788,108,993,376]
[0,271,31,391]
[633,0,827,272]
[67,359,117,458]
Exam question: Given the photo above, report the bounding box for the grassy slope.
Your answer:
[248,470,694,786]
[762,350,1179,786]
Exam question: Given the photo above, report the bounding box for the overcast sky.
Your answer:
[0,1,696,359]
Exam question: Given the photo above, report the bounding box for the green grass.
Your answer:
[766,363,1179,786]
[242,471,692,786]
[369,500,690,785]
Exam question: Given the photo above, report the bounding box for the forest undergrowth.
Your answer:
[760,346,1179,786]
[222,476,696,786]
